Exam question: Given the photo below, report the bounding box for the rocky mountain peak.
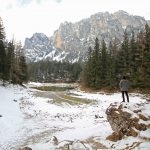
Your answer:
[24,33,56,62]
[31,33,49,43]
[114,10,129,16]
[24,10,148,62]
[113,10,146,28]
[24,33,50,49]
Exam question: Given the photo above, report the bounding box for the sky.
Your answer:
[0,0,150,44]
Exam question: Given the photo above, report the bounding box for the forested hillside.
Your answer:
[82,24,150,89]
[28,61,82,83]
[1,15,150,90]
[0,17,28,84]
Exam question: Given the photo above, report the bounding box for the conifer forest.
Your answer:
[0,17,150,89]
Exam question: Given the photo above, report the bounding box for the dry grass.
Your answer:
[79,85,118,93]
[80,85,150,96]
[31,86,74,91]
[124,142,142,150]
[47,94,93,105]
[62,94,94,104]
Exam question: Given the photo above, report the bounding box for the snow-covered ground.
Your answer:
[0,82,149,150]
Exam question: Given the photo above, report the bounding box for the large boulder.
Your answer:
[106,103,148,141]
[106,104,131,131]
[106,131,122,142]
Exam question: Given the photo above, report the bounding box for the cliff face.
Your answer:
[53,10,146,51]
[24,33,55,62]
[24,10,149,62]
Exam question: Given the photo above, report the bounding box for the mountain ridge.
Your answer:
[24,10,149,62]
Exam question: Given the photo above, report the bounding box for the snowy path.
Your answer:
[0,83,149,150]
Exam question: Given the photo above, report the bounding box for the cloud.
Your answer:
[55,0,62,3]
[17,0,63,7]
[18,0,32,6]
[0,0,16,11]
[1,0,150,44]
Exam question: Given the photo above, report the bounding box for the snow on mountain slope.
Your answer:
[24,11,148,63]
[0,83,149,149]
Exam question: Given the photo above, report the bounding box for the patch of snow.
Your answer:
[28,82,42,87]
[123,26,127,29]
[0,83,149,149]
[44,49,56,59]
[140,128,150,139]
[139,142,150,150]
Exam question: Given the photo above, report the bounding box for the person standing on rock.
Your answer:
[119,76,129,102]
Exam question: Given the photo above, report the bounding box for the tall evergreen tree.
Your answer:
[117,30,130,76]
[94,38,101,87]
[17,43,28,84]
[6,41,15,81]
[136,31,145,84]
[88,38,100,87]
[142,23,150,87]
[130,31,138,72]
[82,46,93,86]
[107,41,117,86]
[0,17,6,81]
[100,39,107,85]
[19,54,28,83]
[129,31,141,86]
[81,29,149,89]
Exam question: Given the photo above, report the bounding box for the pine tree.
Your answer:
[100,39,107,85]
[88,38,101,88]
[143,23,150,87]
[117,30,130,76]
[135,31,145,86]
[82,46,93,86]
[6,41,15,81]
[107,41,117,86]
[0,17,6,81]
[129,31,141,87]
[10,42,28,84]
[82,38,101,88]
[130,31,138,72]
[19,54,28,83]
[94,38,101,88]
[18,44,28,84]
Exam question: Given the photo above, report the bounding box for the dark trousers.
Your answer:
[122,91,129,102]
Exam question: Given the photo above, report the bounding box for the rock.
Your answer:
[106,103,148,141]
[19,147,32,150]
[50,136,59,145]
[95,114,103,119]
[72,141,87,150]
[132,117,139,123]
[127,128,138,137]
[106,106,131,132]
[135,123,147,131]
[139,114,149,121]
[107,127,138,141]
[106,132,122,142]
[133,109,142,113]
[13,99,17,102]
[57,140,73,149]
[128,118,139,127]
[95,114,99,119]
[146,124,150,128]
